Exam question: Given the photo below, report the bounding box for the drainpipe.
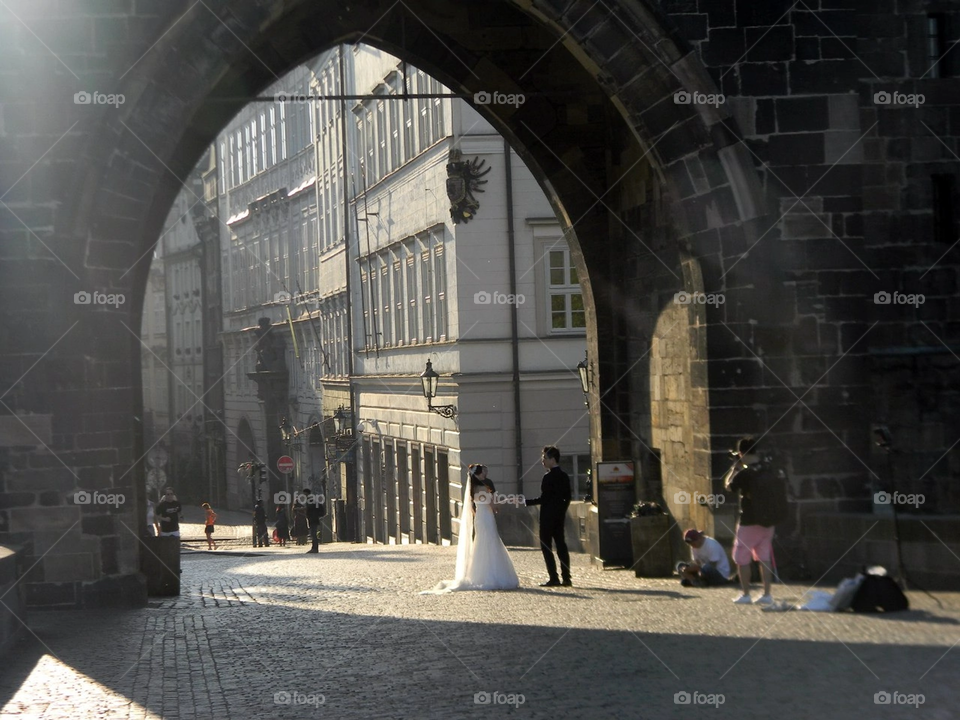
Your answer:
[504,139,522,492]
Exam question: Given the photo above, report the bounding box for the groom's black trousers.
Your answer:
[539,512,570,581]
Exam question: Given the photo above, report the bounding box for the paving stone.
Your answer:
[2,544,959,719]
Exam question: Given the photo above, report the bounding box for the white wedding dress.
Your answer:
[422,487,519,593]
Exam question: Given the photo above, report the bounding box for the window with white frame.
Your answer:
[546,246,585,333]
[569,453,592,498]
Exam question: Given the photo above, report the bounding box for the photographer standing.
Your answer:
[724,437,779,606]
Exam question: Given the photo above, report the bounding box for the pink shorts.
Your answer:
[732,524,774,565]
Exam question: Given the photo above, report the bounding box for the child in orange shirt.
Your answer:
[202,502,218,550]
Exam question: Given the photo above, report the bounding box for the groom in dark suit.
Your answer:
[525,446,572,587]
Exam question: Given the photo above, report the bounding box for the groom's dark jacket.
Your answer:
[526,466,572,520]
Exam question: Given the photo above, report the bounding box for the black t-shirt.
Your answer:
[729,466,772,527]
[156,498,182,532]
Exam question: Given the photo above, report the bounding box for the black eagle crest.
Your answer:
[445,148,491,224]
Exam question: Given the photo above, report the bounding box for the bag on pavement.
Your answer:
[850,569,908,613]
[829,575,865,611]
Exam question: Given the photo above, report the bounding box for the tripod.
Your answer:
[874,427,941,607]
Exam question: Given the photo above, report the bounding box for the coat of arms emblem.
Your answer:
[445,148,491,224]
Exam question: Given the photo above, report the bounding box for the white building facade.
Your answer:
[214,45,588,545]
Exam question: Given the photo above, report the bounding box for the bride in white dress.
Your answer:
[422,464,519,593]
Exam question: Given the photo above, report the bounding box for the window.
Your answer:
[403,91,416,161]
[389,88,401,171]
[420,245,432,342]
[417,70,431,150]
[250,120,258,176]
[234,131,242,185]
[269,107,277,166]
[257,114,265,173]
[434,243,447,340]
[431,76,445,141]
[380,260,391,346]
[570,453,592,498]
[377,98,387,179]
[547,246,586,332]
[219,140,227,192]
[244,125,252,182]
[365,107,376,184]
[393,258,403,343]
[279,102,287,161]
[406,252,417,343]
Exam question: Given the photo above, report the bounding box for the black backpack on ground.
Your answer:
[850,572,909,613]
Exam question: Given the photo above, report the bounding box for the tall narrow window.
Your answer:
[420,244,432,342]
[389,87,401,171]
[250,120,258,176]
[219,140,227,191]
[380,261,391,347]
[244,125,252,182]
[406,252,418,343]
[547,246,586,333]
[377,98,387,179]
[933,174,956,244]
[434,242,446,340]
[417,70,431,150]
[360,267,370,350]
[279,102,287,161]
[269,107,277,166]
[431,77,445,141]
[393,258,403,344]
[258,114,266,173]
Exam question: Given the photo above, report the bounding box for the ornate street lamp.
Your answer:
[576,353,590,405]
[333,406,347,436]
[279,417,294,444]
[420,359,457,418]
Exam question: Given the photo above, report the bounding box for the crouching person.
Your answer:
[677,529,731,587]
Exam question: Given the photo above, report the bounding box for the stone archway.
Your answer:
[1,0,780,606]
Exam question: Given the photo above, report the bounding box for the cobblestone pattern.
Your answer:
[2,546,959,719]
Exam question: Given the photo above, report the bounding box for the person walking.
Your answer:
[202,502,218,550]
[253,499,269,547]
[275,505,290,547]
[292,494,309,545]
[304,487,325,554]
[156,487,182,538]
[525,446,572,587]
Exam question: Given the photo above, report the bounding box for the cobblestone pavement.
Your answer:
[2,544,959,719]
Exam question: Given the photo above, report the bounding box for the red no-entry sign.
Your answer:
[277,455,295,474]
